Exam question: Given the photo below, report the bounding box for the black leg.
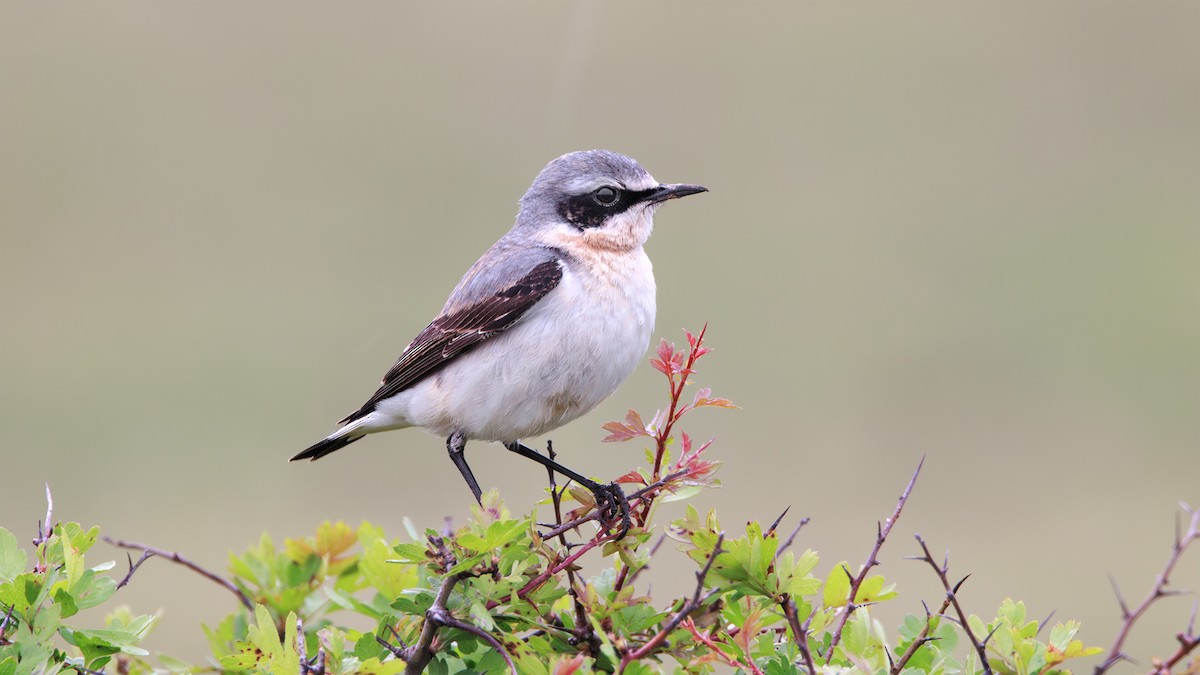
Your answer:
[503,441,602,490]
[447,432,482,505]
[504,441,630,539]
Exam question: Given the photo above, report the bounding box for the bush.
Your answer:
[2,328,1197,674]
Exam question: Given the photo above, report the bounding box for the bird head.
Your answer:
[517,150,707,253]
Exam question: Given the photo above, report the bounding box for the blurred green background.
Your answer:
[2,2,1197,669]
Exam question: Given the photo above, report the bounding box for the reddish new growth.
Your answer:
[498,328,733,611]
[604,325,731,494]
[602,325,734,591]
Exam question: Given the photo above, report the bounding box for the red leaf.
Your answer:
[616,470,647,485]
[656,338,675,365]
[691,387,737,409]
[554,655,586,675]
[601,409,649,442]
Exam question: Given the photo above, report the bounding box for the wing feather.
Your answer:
[338,258,563,425]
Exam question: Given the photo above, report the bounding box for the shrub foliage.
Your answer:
[2,328,1197,674]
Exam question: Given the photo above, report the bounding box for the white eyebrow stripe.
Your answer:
[564,175,659,194]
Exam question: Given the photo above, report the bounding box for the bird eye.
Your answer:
[593,186,619,206]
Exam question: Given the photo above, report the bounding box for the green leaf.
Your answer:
[360,540,417,600]
[354,629,386,660]
[32,602,61,642]
[822,562,851,608]
[391,543,428,565]
[59,527,83,588]
[0,573,39,614]
[70,570,117,611]
[661,484,703,503]
[0,529,26,583]
[52,587,79,619]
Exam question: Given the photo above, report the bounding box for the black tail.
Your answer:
[290,434,364,462]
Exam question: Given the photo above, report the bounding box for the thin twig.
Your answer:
[115,550,154,590]
[682,617,765,675]
[103,537,253,611]
[620,532,725,668]
[1099,504,1200,672]
[546,441,599,656]
[375,624,407,659]
[781,597,817,674]
[827,456,924,652]
[1150,627,1200,675]
[624,533,668,588]
[298,616,310,675]
[0,603,14,646]
[398,535,514,675]
[438,612,517,675]
[775,517,811,562]
[890,596,953,674]
[34,483,54,547]
[401,571,465,675]
[912,535,993,675]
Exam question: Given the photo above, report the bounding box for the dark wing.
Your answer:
[338,258,563,425]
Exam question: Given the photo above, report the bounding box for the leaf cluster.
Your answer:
[2,328,1192,675]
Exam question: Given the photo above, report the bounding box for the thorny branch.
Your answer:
[890,597,954,674]
[911,535,994,675]
[774,516,811,563]
[1150,598,1200,675]
[384,536,517,675]
[103,537,254,611]
[1097,504,1200,675]
[682,617,764,675]
[400,569,466,675]
[437,612,517,674]
[115,550,154,590]
[619,532,725,669]
[781,596,817,675]
[826,456,925,652]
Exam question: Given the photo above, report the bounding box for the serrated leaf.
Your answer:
[602,409,649,443]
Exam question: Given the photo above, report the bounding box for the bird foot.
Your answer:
[591,482,631,541]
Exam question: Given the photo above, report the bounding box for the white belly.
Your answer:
[372,252,656,442]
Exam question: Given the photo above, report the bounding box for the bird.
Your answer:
[291,150,706,529]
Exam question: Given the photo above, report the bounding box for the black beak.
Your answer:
[645,183,708,205]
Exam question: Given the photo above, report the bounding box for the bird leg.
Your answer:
[446,432,483,505]
[503,441,630,539]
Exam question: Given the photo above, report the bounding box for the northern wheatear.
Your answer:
[291,150,706,526]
